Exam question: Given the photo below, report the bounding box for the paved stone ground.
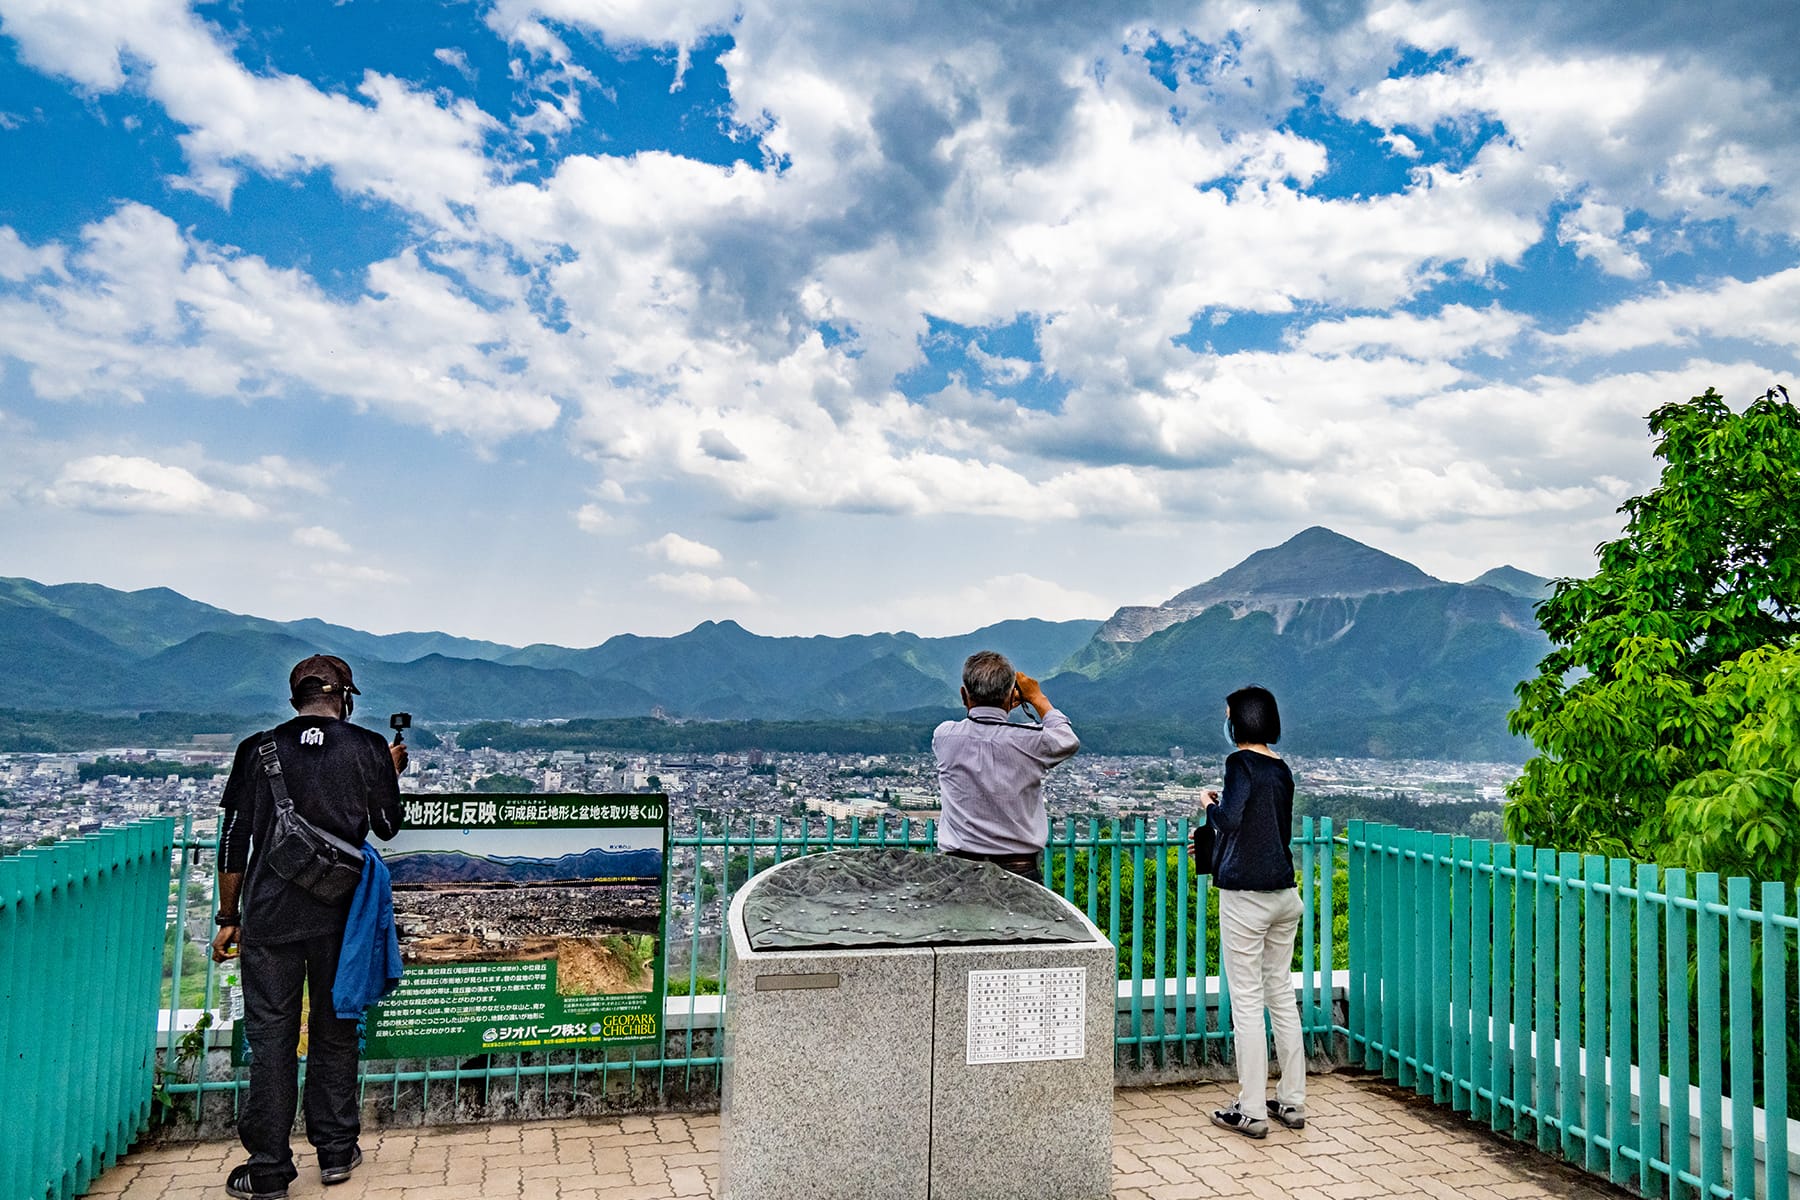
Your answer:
[91,1072,1628,1200]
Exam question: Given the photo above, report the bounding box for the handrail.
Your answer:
[152,812,1344,1118]
[28,809,1799,1200]
[1345,821,1797,1200]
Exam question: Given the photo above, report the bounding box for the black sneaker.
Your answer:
[1271,1102,1306,1130]
[1211,1102,1269,1139]
[318,1146,362,1186]
[225,1164,289,1200]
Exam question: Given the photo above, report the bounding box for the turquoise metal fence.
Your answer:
[1,821,172,1200]
[157,810,1343,1116]
[1346,822,1798,1200]
[29,806,1793,1200]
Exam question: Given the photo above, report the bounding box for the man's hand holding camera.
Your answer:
[1012,671,1055,720]
[389,711,411,775]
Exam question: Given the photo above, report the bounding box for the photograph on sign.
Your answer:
[387,823,662,993]
[361,794,669,1060]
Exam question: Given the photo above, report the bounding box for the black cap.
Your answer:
[289,654,360,700]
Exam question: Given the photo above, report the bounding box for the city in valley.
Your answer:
[3,730,1515,946]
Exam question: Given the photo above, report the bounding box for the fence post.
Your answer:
[1451,835,1473,1114]
[1152,818,1169,1065]
[1726,876,1755,1198]
[1344,821,1366,1064]
[1762,881,1790,1200]
[1605,857,1632,1187]
[1393,826,1415,1087]
[1635,861,1663,1198]
[1127,818,1145,1069]
[1695,873,1723,1199]
[1489,840,1514,1137]
[1174,818,1189,1064]
[1,852,31,1200]
[1300,817,1318,1054]
[1533,847,1559,1153]
[1666,868,1692,1200]
[1431,832,1454,1104]
[1318,816,1336,1057]
[1582,853,1607,1174]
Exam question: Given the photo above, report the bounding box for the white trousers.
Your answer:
[1218,887,1307,1119]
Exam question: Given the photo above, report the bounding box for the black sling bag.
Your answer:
[257,737,366,905]
[1191,817,1216,875]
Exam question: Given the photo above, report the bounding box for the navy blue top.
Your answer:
[1209,749,1297,891]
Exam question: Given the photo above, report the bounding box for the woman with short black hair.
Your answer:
[1202,685,1306,1139]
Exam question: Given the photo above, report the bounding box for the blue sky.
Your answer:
[1,0,1797,646]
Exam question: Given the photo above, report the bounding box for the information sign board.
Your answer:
[360,792,668,1059]
[965,967,1087,1065]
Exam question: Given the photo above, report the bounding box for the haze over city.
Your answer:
[1,0,1797,644]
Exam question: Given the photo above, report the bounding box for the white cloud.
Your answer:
[217,455,329,496]
[1557,200,1647,279]
[647,571,758,602]
[573,503,614,533]
[859,572,1111,636]
[1291,304,1531,359]
[0,206,560,437]
[292,525,351,554]
[484,0,738,84]
[3,0,1798,609]
[43,454,262,518]
[0,0,498,218]
[1547,266,1800,356]
[0,226,64,280]
[434,47,475,80]
[643,533,724,567]
[309,562,405,587]
[956,573,1108,623]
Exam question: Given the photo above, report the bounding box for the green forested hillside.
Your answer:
[0,529,1547,759]
[1047,585,1545,759]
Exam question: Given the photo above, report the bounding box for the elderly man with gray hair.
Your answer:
[934,650,1081,879]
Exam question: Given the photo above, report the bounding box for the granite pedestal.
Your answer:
[721,849,1114,1200]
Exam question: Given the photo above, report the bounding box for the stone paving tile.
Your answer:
[93,1072,1632,1199]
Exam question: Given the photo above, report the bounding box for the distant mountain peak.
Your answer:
[692,618,753,639]
[1465,565,1553,598]
[1165,527,1439,609]
[1090,528,1442,645]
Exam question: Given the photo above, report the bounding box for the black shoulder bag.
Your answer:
[1191,815,1216,875]
[258,738,365,905]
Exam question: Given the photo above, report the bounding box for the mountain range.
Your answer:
[0,527,1554,759]
[386,847,664,886]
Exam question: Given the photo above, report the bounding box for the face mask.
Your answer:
[1224,718,1237,748]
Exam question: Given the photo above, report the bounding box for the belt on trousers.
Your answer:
[944,847,1043,876]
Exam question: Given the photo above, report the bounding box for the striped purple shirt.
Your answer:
[933,705,1080,855]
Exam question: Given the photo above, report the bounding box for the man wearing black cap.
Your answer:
[211,655,406,1199]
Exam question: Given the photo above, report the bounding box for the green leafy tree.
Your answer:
[1506,387,1800,866]
[1664,644,1800,882]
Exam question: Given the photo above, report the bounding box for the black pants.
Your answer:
[945,848,1043,880]
[240,931,360,1182]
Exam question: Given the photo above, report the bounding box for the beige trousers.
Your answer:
[1218,887,1307,1120]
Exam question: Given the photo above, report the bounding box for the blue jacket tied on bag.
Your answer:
[333,844,402,1019]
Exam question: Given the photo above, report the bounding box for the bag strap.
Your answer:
[258,737,295,815]
[967,715,1045,731]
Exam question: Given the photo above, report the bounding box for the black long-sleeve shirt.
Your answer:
[218,715,402,945]
[1208,749,1297,891]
